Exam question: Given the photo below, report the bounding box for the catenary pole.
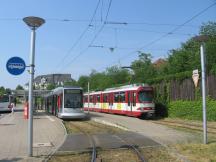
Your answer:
[200,42,207,144]
[88,82,90,114]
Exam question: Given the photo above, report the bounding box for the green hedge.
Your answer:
[168,98,216,121]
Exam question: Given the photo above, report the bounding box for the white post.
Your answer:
[23,16,45,157]
[200,42,207,144]
[28,29,36,156]
[88,82,90,114]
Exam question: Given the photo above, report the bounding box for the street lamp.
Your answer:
[23,16,45,156]
[193,35,209,144]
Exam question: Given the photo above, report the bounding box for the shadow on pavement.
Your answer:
[0,157,23,162]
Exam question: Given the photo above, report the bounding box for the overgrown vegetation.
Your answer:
[168,98,216,121]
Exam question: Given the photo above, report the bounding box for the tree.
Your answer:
[131,52,156,83]
[105,66,130,86]
[200,21,216,36]
[64,79,77,87]
[16,85,24,90]
[0,86,5,96]
[89,70,109,90]
[5,88,11,95]
[46,83,55,90]
[77,75,89,92]
[166,21,216,75]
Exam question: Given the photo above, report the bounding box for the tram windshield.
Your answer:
[0,95,9,103]
[0,95,10,109]
[138,90,153,102]
[64,89,83,108]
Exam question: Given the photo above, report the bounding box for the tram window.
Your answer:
[0,95,9,102]
[90,96,93,102]
[97,95,100,102]
[83,96,87,102]
[132,92,136,106]
[114,93,119,102]
[138,91,153,102]
[103,94,108,103]
[108,93,113,105]
[120,92,125,102]
[127,92,130,106]
[93,95,96,105]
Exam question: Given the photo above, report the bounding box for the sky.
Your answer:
[0,0,216,89]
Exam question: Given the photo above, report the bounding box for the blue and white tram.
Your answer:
[44,86,86,119]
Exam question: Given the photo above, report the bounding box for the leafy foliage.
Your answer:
[131,52,156,83]
[77,66,130,92]
[0,86,11,95]
[0,86,6,96]
[46,83,56,90]
[64,79,78,87]
[200,21,216,36]
[16,85,24,90]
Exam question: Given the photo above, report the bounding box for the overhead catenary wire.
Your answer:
[55,0,102,72]
[0,17,199,28]
[104,21,198,28]
[97,1,216,72]
[88,25,196,36]
[59,0,113,70]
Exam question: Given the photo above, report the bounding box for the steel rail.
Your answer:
[152,120,216,134]
[114,135,146,162]
[68,122,97,162]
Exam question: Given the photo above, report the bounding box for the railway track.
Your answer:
[152,119,216,134]
[114,134,147,162]
[68,122,98,162]
[65,121,147,162]
[84,121,146,162]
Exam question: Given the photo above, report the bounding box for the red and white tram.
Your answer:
[83,84,155,118]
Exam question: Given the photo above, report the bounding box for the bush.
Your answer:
[155,103,168,117]
[168,98,216,121]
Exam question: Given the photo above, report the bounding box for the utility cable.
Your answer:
[60,0,113,70]
[98,2,216,71]
[55,0,101,71]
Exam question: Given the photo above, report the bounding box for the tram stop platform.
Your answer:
[0,104,66,162]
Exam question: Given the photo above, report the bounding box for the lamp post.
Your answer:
[23,16,45,156]
[193,35,209,144]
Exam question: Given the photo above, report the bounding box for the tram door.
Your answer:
[127,91,136,115]
[108,93,113,111]
[53,95,57,116]
[127,92,132,113]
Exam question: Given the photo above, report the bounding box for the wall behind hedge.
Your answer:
[153,74,216,120]
[153,74,216,102]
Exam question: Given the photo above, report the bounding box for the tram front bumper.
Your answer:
[58,112,86,119]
